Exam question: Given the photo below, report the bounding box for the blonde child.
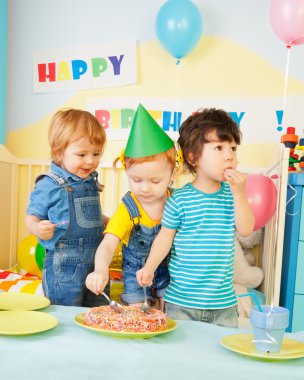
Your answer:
[137,108,255,327]
[86,104,177,310]
[26,108,109,306]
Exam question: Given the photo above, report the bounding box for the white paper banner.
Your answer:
[33,40,137,93]
[86,96,304,144]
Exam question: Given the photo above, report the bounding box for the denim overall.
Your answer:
[40,172,110,307]
[120,192,170,304]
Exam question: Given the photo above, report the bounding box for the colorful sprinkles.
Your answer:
[84,305,167,333]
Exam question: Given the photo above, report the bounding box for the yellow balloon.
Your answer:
[17,235,42,277]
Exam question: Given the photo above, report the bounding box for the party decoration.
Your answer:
[125,103,174,158]
[35,243,46,271]
[296,138,304,171]
[245,174,277,230]
[17,235,43,277]
[281,127,300,171]
[269,0,304,46]
[155,0,203,59]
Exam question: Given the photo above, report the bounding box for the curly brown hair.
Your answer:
[177,108,241,174]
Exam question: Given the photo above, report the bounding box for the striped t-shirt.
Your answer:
[162,182,237,309]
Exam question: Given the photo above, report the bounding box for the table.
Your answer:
[1,305,304,380]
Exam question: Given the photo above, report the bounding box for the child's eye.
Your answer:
[94,153,101,157]
[77,154,85,157]
[132,178,141,183]
[151,180,160,184]
[231,146,237,152]
[215,145,223,151]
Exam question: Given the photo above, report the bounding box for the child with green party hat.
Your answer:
[86,104,178,310]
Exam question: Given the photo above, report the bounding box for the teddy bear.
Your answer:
[233,229,264,318]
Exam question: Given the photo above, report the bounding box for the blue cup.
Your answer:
[250,305,289,353]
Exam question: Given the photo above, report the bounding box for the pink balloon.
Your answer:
[269,0,304,46]
[245,174,277,231]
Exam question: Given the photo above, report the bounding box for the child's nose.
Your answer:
[225,150,234,160]
[141,182,150,192]
[85,155,94,164]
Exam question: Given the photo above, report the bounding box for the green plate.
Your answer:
[74,312,177,339]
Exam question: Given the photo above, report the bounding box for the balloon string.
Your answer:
[176,59,181,116]
[282,47,290,125]
[286,183,298,216]
[264,160,281,176]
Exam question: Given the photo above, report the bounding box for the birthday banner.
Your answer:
[33,40,137,93]
[86,96,304,144]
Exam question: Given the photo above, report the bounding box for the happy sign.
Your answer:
[33,40,136,93]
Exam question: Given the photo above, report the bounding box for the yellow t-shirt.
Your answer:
[104,191,169,247]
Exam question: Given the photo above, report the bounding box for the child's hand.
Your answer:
[37,220,57,240]
[136,267,154,287]
[86,270,109,295]
[224,169,246,196]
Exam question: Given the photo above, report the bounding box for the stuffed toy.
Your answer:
[233,229,264,318]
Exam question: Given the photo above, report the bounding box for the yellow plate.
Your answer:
[0,292,50,311]
[74,312,177,339]
[0,310,58,335]
[220,333,304,360]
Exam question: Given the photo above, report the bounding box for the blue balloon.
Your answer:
[155,0,203,59]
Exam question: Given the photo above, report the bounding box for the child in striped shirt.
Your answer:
[137,108,254,327]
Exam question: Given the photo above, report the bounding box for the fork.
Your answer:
[141,286,150,313]
[102,292,123,313]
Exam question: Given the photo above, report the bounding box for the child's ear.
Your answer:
[187,152,195,166]
[54,152,62,165]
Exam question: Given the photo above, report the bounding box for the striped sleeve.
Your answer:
[161,195,181,230]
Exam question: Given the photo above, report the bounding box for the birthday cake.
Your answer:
[84,305,167,333]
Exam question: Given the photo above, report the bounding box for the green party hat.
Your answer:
[124,103,174,158]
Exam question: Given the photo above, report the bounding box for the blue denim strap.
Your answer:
[122,191,141,219]
[91,171,104,192]
[47,172,68,185]
[121,189,173,219]
[35,172,67,186]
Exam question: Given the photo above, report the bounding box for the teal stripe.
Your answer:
[162,182,237,309]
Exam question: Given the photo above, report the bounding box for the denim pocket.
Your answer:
[123,256,141,274]
[135,237,152,252]
[74,196,102,228]
[130,233,154,258]
[53,252,86,284]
